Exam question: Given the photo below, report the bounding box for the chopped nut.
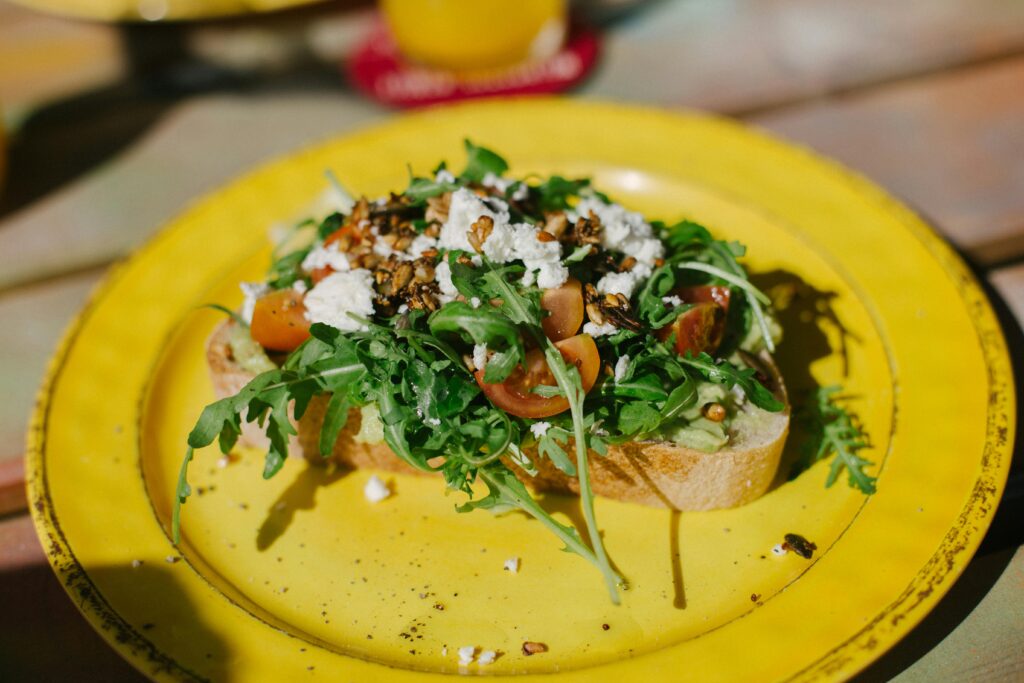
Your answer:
[586,303,606,325]
[522,641,548,656]
[536,231,556,243]
[425,193,451,224]
[544,212,569,238]
[469,216,494,253]
[619,256,637,271]
[392,263,414,291]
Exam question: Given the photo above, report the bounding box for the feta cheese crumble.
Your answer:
[239,281,269,324]
[434,260,459,304]
[304,270,376,332]
[614,355,630,382]
[503,557,520,574]
[530,421,551,438]
[771,543,788,557]
[363,475,391,503]
[583,321,618,337]
[301,241,350,272]
[472,343,488,371]
[477,650,497,665]
[438,187,568,288]
[435,168,457,184]
[439,188,510,253]
[596,270,643,299]
[662,295,683,307]
[571,197,665,300]
[469,296,482,308]
[457,646,476,665]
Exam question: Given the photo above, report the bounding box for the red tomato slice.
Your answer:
[675,284,731,311]
[475,334,600,419]
[250,289,311,352]
[540,278,584,341]
[657,302,726,358]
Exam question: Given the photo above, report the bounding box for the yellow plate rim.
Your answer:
[25,97,1015,682]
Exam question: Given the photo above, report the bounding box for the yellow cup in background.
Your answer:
[379,0,567,72]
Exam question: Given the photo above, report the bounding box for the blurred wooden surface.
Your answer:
[0,0,1022,681]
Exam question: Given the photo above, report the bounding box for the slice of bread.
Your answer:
[207,322,789,511]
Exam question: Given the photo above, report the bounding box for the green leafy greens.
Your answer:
[798,386,877,494]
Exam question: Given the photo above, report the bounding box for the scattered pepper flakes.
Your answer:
[601,623,610,631]
[783,533,817,559]
[433,603,445,611]
[750,593,761,602]
[522,641,548,656]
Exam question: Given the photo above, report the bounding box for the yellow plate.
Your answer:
[27,99,1014,682]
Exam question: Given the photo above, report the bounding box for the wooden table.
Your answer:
[1,1,1022,680]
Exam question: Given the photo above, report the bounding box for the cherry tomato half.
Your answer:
[250,289,311,352]
[540,278,584,341]
[674,284,731,311]
[474,334,600,419]
[657,302,726,358]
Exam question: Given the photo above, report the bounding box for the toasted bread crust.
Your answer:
[207,322,789,510]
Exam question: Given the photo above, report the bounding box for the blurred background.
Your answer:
[0,1,1022,680]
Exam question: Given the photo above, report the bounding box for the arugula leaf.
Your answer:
[536,427,575,475]
[319,392,350,456]
[405,176,459,203]
[798,386,876,494]
[536,176,590,212]
[460,140,509,183]
[678,352,784,412]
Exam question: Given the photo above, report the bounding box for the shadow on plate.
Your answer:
[257,462,350,551]
[0,560,228,682]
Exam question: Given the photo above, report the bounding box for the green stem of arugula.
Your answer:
[480,258,623,602]
[707,244,775,353]
[546,346,623,604]
[478,468,607,573]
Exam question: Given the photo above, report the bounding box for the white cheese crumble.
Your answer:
[439,188,510,252]
[435,169,457,184]
[239,282,269,324]
[571,197,665,299]
[303,269,376,332]
[614,355,630,382]
[439,188,568,288]
[477,650,497,665]
[472,343,488,371]
[571,197,664,267]
[408,233,438,258]
[469,296,482,308]
[292,280,308,294]
[662,294,683,307]
[503,557,520,574]
[363,475,391,503]
[434,260,459,304]
[583,321,618,337]
[530,421,551,438]
[596,270,643,299]
[426,417,441,426]
[771,543,788,557]
[457,646,476,665]
[301,241,350,272]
